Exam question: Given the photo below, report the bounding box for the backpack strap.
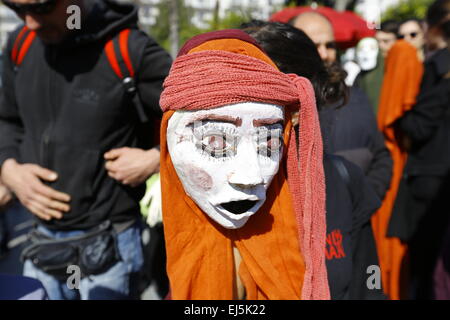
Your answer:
[104,29,134,80]
[104,29,148,123]
[11,26,36,68]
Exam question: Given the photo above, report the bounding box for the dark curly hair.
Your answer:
[240,20,348,110]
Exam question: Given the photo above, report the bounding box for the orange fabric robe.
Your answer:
[372,40,424,300]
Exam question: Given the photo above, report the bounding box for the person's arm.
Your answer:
[0,34,19,211]
[135,33,173,119]
[366,128,393,201]
[349,221,387,300]
[104,31,172,187]
[396,79,450,145]
[0,30,24,170]
[0,29,71,221]
[104,147,160,187]
[1,159,71,220]
[344,160,386,300]
[356,89,393,201]
[0,178,12,210]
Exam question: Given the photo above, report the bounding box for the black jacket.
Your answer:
[0,0,172,230]
[324,155,385,300]
[321,87,393,201]
[389,48,450,241]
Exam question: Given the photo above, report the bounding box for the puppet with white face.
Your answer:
[167,102,284,229]
[158,30,328,300]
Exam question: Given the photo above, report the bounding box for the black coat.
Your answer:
[0,0,172,230]
[324,155,385,300]
[389,48,450,242]
[321,87,393,201]
[388,48,450,299]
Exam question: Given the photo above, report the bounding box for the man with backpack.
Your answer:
[0,0,172,299]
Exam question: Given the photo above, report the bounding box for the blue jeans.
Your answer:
[23,221,144,300]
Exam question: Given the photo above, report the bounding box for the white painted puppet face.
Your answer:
[356,37,379,71]
[167,102,284,229]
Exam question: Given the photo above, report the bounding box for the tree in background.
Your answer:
[169,0,179,57]
[148,0,202,53]
[205,11,253,32]
[144,0,435,54]
[147,0,252,53]
[382,0,434,22]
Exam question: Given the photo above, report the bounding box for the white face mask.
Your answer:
[167,102,285,229]
[356,37,379,71]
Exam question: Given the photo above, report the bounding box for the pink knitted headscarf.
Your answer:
[160,30,329,300]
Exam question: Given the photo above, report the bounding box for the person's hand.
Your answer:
[0,159,71,221]
[104,147,160,187]
[0,180,12,209]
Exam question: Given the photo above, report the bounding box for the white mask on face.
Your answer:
[167,102,285,229]
[356,37,379,71]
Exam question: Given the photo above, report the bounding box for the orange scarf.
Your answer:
[372,40,424,300]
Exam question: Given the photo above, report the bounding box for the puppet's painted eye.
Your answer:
[200,133,235,158]
[193,123,238,159]
[267,136,282,150]
[204,135,227,151]
[258,133,283,158]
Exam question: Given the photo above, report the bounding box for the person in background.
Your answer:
[399,19,426,61]
[242,20,384,300]
[424,1,449,57]
[291,12,336,67]
[0,0,172,299]
[360,20,400,112]
[388,0,450,300]
[372,39,424,300]
[375,20,400,58]
[354,37,385,114]
[290,11,393,203]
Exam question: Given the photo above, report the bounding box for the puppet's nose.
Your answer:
[228,139,264,189]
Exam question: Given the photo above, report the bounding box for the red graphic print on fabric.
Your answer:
[325,229,346,260]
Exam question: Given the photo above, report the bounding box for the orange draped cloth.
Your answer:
[372,40,424,300]
[160,110,306,299]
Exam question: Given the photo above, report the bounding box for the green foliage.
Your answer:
[148,1,254,52]
[381,0,434,22]
[204,10,253,32]
[149,0,202,52]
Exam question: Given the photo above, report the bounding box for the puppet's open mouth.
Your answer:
[220,200,259,215]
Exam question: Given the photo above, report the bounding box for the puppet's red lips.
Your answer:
[220,200,258,215]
